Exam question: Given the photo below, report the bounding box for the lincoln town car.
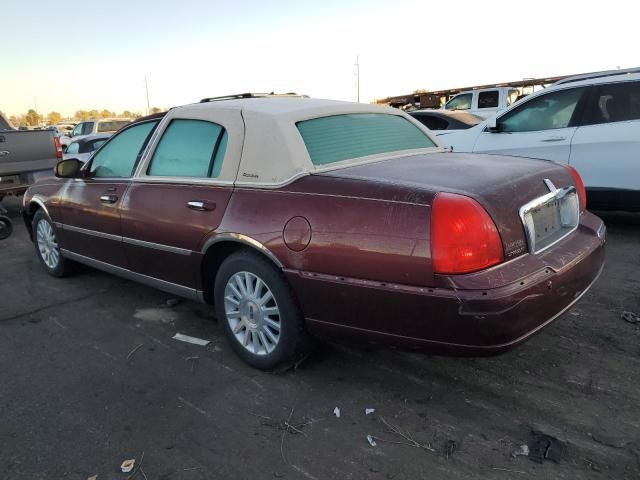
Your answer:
[22,95,606,369]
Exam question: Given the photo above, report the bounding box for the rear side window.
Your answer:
[445,93,472,111]
[412,114,449,130]
[148,119,227,177]
[499,87,586,132]
[98,120,130,133]
[297,114,435,166]
[90,121,158,177]
[478,91,499,109]
[585,81,640,125]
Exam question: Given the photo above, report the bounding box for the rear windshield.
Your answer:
[98,120,130,133]
[297,114,436,166]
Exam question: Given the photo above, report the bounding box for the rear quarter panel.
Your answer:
[214,176,435,286]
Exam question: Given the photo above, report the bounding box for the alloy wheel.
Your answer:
[36,219,60,269]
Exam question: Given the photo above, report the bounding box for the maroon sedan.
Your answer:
[22,96,605,369]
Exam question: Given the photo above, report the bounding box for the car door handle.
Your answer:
[540,136,566,142]
[187,200,215,211]
[100,195,118,204]
[0,151,9,157]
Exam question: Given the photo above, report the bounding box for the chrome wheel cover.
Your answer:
[36,219,60,269]
[224,271,281,356]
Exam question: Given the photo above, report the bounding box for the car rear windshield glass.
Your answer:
[296,114,435,166]
[98,120,130,132]
[148,119,227,177]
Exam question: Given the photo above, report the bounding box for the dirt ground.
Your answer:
[1,196,639,480]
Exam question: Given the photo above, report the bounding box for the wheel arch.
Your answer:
[200,234,285,305]
[23,197,50,241]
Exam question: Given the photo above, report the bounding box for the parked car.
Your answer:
[22,96,605,369]
[0,112,62,202]
[61,118,131,147]
[409,110,483,136]
[441,68,640,211]
[442,87,522,119]
[63,134,111,163]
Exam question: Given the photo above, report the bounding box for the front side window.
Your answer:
[445,93,472,111]
[66,142,80,154]
[297,113,436,166]
[148,119,227,178]
[507,89,520,106]
[71,123,84,137]
[478,91,499,109]
[90,121,158,178]
[586,81,640,125]
[82,122,95,135]
[499,87,586,133]
[81,139,107,154]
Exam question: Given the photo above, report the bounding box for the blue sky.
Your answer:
[2,0,638,117]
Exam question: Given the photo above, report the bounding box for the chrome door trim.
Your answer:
[60,223,123,242]
[54,222,194,255]
[60,249,204,302]
[124,236,193,256]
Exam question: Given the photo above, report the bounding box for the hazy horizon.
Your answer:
[3,0,638,117]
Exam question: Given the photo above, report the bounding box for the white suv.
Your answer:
[441,68,640,211]
[61,118,131,147]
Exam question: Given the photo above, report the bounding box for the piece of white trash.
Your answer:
[512,445,530,457]
[120,459,135,473]
[367,435,377,447]
[172,333,211,346]
[365,408,375,415]
[333,406,341,418]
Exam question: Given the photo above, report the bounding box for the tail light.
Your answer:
[54,136,63,159]
[564,164,587,211]
[431,192,504,274]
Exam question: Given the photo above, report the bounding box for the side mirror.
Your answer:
[55,158,83,178]
[486,117,501,133]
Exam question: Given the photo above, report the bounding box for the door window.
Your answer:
[412,114,449,130]
[147,119,227,178]
[478,91,499,109]
[498,87,586,132]
[66,142,80,154]
[71,123,84,137]
[82,122,95,135]
[585,81,640,125]
[90,121,158,178]
[445,93,472,111]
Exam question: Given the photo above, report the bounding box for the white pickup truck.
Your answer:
[442,87,522,119]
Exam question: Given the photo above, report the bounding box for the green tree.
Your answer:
[121,110,133,118]
[25,109,42,126]
[100,109,113,118]
[87,109,99,119]
[150,107,162,114]
[47,111,62,125]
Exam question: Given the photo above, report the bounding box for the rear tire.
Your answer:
[32,210,73,277]
[214,250,311,370]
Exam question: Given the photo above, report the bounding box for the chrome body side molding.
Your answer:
[200,233,284,269]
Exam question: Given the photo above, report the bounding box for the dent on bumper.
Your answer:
[286,214,606,354]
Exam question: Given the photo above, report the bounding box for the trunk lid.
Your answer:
[317,152,578,260]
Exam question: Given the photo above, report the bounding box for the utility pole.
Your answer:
[144,75,151,115]
[355,56,360,103]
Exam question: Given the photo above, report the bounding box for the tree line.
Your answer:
[6,107,166,128]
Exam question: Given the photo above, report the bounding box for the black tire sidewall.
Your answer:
[0,216,12,240]
[214,251,306,370]
[32,210,67,277]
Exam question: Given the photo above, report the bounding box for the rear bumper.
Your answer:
[286,212,606,354]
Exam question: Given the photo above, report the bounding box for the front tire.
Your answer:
[214,250,311,370]
[0,216,12,240]
[32,210,72,277]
